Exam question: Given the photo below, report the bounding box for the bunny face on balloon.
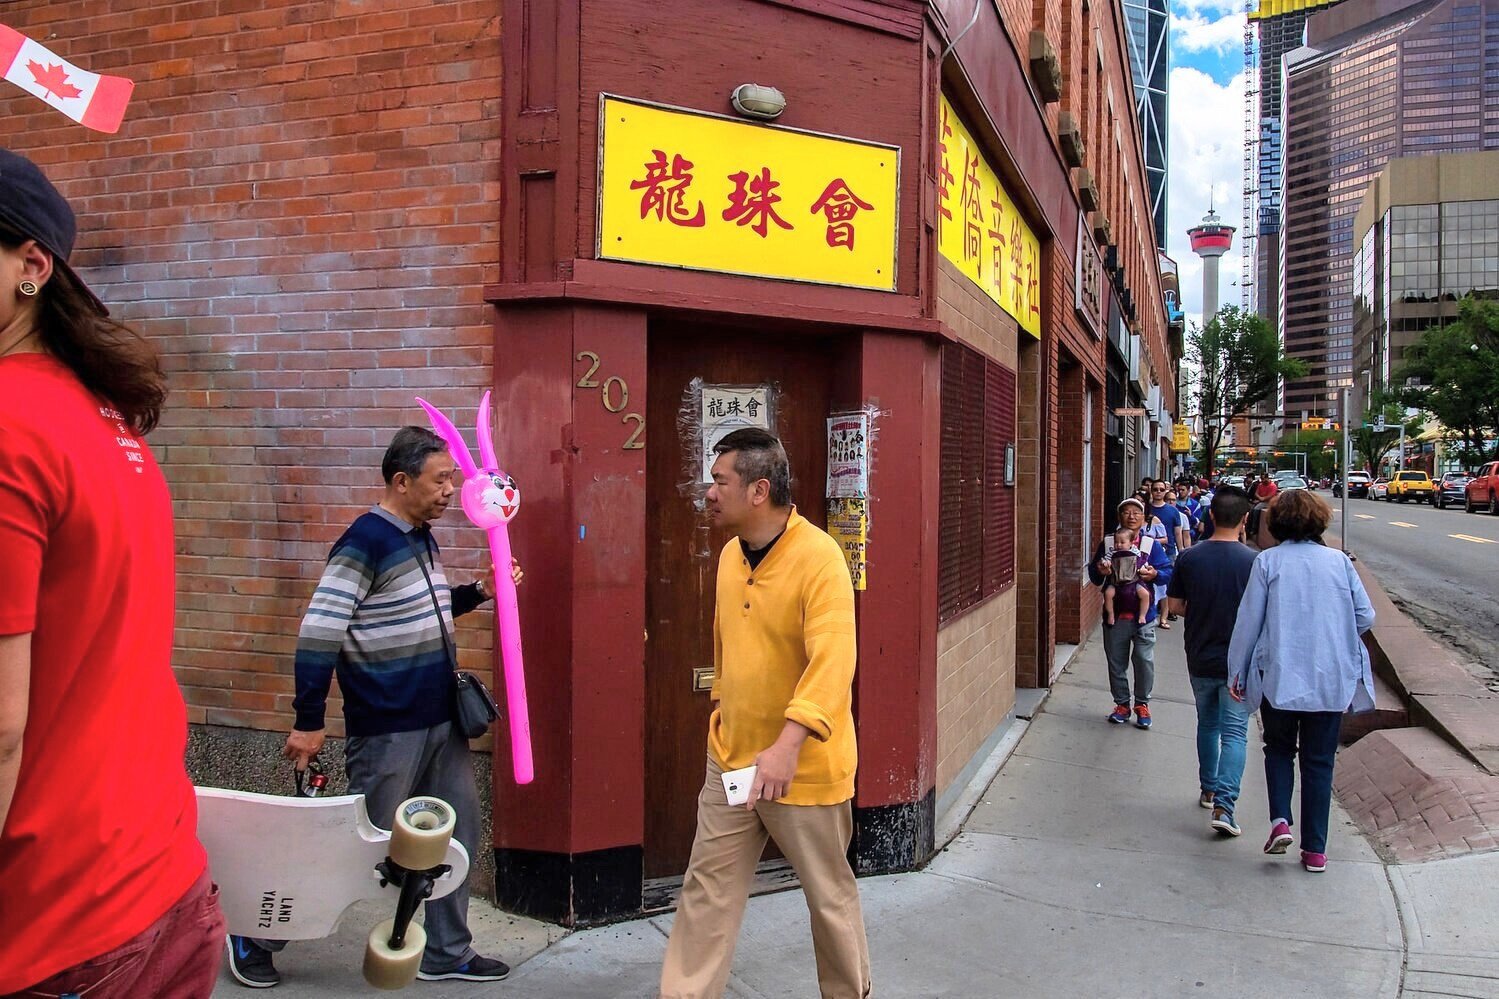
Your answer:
[462,470,521,528]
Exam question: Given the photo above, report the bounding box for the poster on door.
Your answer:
[826,413,870,498]
[700,384,772,482]
[827,497,868,590]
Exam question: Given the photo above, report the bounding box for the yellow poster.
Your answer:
[1172,423,1192,452]
[827,498,868,591]
[597,95,899,291]
[936,95,1042,338]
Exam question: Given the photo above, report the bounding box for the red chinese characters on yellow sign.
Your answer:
[599,96,898,291]
[936,95,1042,338]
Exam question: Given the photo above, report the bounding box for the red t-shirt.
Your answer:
[0,354,205,992]
[1254,480,1279,501]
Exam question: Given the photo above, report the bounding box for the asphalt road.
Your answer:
[1327,488,1499,689]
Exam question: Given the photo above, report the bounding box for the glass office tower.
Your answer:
[1123,0,1169,247]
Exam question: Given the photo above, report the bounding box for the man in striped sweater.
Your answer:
[226,427,516,989]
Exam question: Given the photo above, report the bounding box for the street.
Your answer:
[1329,490,1499,690]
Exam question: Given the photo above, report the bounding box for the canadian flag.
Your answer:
[0,24,133,133]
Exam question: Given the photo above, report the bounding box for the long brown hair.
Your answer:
[1,228,167,434]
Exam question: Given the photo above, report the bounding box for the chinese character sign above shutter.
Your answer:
[597,95,899,291]
[936,94,1043,339]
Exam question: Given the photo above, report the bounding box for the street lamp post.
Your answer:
[1341,388,1350,554]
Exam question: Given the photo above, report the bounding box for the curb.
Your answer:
[1354,560,1499,775]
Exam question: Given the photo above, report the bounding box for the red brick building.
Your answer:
[4,0,1175,924]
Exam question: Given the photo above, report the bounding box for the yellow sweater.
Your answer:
[708,508,858,805]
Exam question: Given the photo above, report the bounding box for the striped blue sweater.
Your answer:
[292,506,486,736]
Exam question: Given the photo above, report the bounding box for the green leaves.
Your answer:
[1394,297,1499,464]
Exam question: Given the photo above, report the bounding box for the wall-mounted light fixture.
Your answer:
[730,83,786,120]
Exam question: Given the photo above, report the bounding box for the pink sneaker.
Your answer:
[1264,820,1293,855]
[1301,851,1327,872]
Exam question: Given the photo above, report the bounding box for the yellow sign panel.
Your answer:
[827,498,868,591]
[597,95,899,291]
[936,95,1043,338]
[1172,423,1192,452]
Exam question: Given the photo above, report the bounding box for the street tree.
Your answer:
[1273,428,1339,480]
[1187,305,1308,476]
[1395,296,1499,464]
[1349,391,1421,474]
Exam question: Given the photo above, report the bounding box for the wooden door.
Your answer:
[643,320,833,880]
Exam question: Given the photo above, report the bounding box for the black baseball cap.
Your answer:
[0,148,107,314]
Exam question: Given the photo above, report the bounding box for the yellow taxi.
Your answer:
[1385,470,1434,503]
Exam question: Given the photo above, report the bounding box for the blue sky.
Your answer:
[1163,0,1248,328]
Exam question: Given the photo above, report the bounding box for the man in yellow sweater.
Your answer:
[659,428,870,999]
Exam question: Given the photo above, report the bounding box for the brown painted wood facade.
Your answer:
[489,0,1171,924]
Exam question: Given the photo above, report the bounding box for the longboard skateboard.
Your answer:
[197,787,470,988]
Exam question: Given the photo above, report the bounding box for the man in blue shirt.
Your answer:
[1164,486,1257,836]
[1088,498,1174,729]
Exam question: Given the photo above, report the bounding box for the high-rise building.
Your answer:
[1248,0,1342,333]
[1351,151,1499,419]
[1123,0,1169,246]
[1278,0,1499,422]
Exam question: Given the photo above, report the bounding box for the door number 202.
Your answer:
[575,351,645,450]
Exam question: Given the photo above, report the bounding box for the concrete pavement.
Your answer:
[216,625,1499,997]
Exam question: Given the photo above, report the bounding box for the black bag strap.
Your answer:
[402,528,458,673]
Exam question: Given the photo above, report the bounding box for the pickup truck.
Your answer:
[1466,461,1499,514]
[1386,470,1434,503]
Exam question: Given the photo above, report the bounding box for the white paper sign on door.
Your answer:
[701,385,772,482]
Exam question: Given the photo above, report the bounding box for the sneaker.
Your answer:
[1301,851,1327,873]
[417,955,511,982]
[225,935,280,989]
[1264,819,1293,855]
[1108,704,1132,724]
[1134,704,1152,729]
[1211,807,1242,837]
[1198,790,1216,809]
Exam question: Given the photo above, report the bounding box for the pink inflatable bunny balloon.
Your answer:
[415,391,534,785]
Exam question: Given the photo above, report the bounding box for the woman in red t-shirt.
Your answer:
[0,150,224,998]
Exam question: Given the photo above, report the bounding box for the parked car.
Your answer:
[1465,461,1499,514]
[1337,471,1373,498]
[1386,470,1434,503]
[1368,477,1390,500]
[1276,475,1309,491]
[1433,472,1472,509]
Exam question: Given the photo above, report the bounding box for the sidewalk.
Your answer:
[218,626,1499,997]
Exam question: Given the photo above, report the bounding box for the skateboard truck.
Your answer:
[374,857,452,951]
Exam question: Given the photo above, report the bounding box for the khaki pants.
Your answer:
[659,757,871,999]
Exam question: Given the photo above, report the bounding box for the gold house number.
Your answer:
[575,350,645,449]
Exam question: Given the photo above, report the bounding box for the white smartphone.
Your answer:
[720,765,757,807]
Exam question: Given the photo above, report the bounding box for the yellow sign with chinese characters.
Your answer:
[1173,423,1192,452]
[597,95,899,291]
[937,95,1042,338]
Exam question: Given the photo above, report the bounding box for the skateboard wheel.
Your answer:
[389,796,455,871]
[363,917,425,990]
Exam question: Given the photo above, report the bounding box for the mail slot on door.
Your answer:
[692,666,715,692]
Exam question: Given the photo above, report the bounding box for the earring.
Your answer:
[18,280,38,297]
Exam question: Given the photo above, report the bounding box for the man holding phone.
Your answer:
[659,428,870,999]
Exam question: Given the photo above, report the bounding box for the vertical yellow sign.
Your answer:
[1172,423,1192,452]
[936,95,1043,338]
[598,96,899,291]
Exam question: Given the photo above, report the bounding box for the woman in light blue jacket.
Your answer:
[1228,489,1375,874]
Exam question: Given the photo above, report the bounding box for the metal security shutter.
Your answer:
[984,361,1017,594]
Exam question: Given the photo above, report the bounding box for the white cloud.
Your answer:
[1173,0,1244,17]
[1171,10,1245,54]
[1165,65,1246,333]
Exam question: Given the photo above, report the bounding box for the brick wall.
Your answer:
[936,590,1018,795]
[2,0,504,737]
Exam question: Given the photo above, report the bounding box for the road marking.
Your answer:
[1389,522,1418,528]
[1449,533,1499,545]
[1355,514,1377,520]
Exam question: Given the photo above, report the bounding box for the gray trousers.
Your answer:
[254,722,481,973]
[1103,620,1156,707]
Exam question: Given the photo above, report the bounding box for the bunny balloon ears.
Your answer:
[416,391,521,530]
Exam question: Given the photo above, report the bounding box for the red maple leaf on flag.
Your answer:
[28,61,83,100]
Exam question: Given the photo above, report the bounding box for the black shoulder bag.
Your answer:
[403,530,499,739]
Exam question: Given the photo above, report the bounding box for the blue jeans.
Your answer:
[1189,677,1249,814]
[1260,702,1343,855]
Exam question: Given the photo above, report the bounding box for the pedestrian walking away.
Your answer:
[1227,489,1376,874]
[0,149,226,999]
[659,428,871,999]
[1088,497,1174,729]
[1164,485,1258,837]
[226,427,521,989]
